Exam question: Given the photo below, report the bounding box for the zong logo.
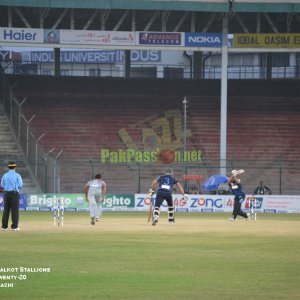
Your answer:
[190,197,223,208]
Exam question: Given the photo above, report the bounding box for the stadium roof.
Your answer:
[1,1,300,13]
[0,0,300,33]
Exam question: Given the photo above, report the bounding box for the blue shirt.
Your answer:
[1,170,23,192]
[157,175,178,193]
[228,180,245,197]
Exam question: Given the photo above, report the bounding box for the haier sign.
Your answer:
[0,27,43,43]
[185,33,222,47]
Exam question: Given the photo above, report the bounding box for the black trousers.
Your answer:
[233,195,248,219]
[2,191,20,229]
[153,191,175,222]
[154,191,173,207]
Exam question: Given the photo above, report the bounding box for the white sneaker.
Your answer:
[152,216,158,226]
[169,222,174,225]
[229,217,236,221]
[12,227,20,231]
[95,217,100,222]
[246,213,251,221]
[1,228,8,231]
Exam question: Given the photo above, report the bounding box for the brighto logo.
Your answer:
[104,196,132,207]
[29,195,71,206]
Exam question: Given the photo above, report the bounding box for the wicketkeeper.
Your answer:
[150,168,187,226]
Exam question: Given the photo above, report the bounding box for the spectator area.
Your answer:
[6,75,300,194]
[0,107,40,194]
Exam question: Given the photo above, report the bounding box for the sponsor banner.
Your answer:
[185,33,222,47]
[189,195,233,212]
[227,34,234,48]
[234,33,300,48]
[27,194,134,211]
[136,194,300,213]
[139,32,182,46]
[136,194,172,211]
[20,194,28,209]
[264,209,276,213]
[130,50,161,62]
[135,193,155,211]
[65,207,77,211]
[135,194,189,212]
[100,148,201,163]
[136,194,230,212]
[27,194,87,210]
[262,195,300,213]
[27,50,161,64]
[26,207,39,211]
[44,29,60,44]
[2,193,297,213]
[60,30,136,46]
[176,208,189,212]
[0,193,27,209]
[0,51,11,61]
[244,196,263,210]
[39,207,52,211]
[0,51,22,63]
[0,27,44,43]
[104,195,134,210]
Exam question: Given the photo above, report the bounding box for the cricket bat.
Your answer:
[232,169,245,176]
[236,169,245,175]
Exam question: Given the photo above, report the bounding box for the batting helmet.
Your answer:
[164,168,174,176]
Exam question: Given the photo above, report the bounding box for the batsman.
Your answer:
[149,168,187,226]
[228,169,249,221]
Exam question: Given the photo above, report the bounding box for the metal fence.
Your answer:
[0,72,63,193]
[57,158,300,195]
[1,71,300,195]
[2,60,300,79]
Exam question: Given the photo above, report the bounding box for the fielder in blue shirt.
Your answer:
[1,161,23,231]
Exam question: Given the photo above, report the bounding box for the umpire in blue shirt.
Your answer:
[1,162,23,231]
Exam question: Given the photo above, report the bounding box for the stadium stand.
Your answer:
[3,75,299,195]
[0,105,40,194]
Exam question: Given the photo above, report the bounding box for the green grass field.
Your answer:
[1,211,300,300]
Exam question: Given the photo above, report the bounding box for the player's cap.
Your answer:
[231,170,237,176]
[8,161,17,168]
[165,168,174,176]
[95,174,102,179]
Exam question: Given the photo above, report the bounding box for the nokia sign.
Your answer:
[185,33,222,47]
